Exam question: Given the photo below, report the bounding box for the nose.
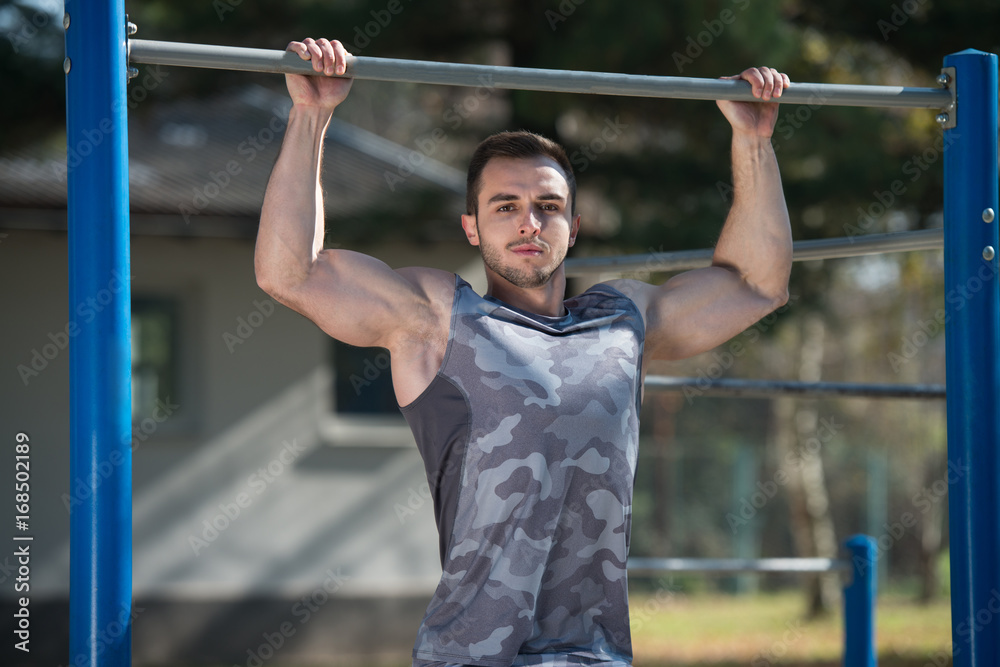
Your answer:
[518,210,541,237]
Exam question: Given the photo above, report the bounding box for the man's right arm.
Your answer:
[255,39,453,399]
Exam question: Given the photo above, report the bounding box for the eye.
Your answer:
[497,204,515,212]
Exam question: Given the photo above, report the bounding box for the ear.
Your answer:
[460,214,480,246]
[568,214,581,248]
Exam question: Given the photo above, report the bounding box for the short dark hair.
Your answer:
[466,130,576,216]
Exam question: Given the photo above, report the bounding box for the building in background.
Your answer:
[0,86,484,665]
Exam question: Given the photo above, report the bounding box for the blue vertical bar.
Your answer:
[64,0,132,664]
[943,49,1000,667]
[843,535,876,667]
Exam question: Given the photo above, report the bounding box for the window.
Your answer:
[331,340,400,416]
[131,298,179,421]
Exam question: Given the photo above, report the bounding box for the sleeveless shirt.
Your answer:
[400,275,644,667]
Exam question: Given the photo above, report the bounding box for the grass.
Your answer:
[154,590,953,666]
[629,589,951,666]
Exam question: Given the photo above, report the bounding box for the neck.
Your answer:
[484,267,568,317]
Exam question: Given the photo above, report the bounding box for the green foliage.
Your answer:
[0,1,64,150]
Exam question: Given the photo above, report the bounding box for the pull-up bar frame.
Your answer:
[565,227,944,276]
[128,38,954,110]
[645,376,945,399]
[628,556,849,574]
[629,536,877,667]
[67,13,997,667]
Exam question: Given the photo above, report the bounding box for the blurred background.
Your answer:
[1,0,998,665]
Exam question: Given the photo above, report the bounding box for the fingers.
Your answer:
[330,40,350,75]
[734,67,790,101]
[285,38,351,76]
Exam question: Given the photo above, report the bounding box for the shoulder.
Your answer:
[396,266,457,303]
[591,278,655,311]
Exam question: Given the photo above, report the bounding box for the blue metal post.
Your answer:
[843,535,877,667]
[943,49,1000,667]
[65,0,132,664]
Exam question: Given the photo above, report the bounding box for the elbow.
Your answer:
[769,286,790,310]
[744,275,789,315]
[255,254,316,307]
[255,273,300,314]
[721,263,790,312]
[757,283,790,315]
[770,268,792,308]
[254,259,279,297]
[755,266,791,312]
[255,271,279,299]
[254,262,293,304]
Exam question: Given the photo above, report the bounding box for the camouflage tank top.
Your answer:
[401,276,644,667]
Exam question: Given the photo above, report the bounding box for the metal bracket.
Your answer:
[126,16,138,80]
[936,66,957,129]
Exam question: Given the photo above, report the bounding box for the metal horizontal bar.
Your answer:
[566,227,944,276]
[628,557,849,574]
[645,376,946,399]
[128,39,952,109]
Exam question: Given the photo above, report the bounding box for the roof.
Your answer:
[0,85,466,239]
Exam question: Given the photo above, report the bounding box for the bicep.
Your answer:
[274,248,449,349]
[625,266,783,361]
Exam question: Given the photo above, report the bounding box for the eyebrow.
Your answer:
[486,192,566,205]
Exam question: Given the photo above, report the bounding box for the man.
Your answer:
[255,37,791,667]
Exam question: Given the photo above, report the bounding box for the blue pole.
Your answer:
[65,0,132,664]
[943,49,1000,667]
[843,535,877,667]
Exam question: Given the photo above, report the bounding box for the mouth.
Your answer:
[509,243,546,257]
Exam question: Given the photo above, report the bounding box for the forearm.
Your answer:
[255,104,333,294]
[712,134,792,303]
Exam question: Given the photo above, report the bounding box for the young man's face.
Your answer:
[461,155,580,289]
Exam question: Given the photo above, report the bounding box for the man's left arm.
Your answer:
[612,67,793,362]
